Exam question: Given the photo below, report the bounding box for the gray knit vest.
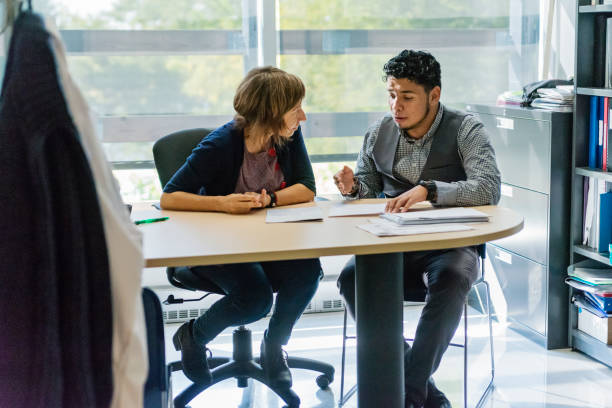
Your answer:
[372,106,468,198]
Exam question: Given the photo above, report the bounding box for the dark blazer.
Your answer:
[163,120,316,196]
[0,11,112,408]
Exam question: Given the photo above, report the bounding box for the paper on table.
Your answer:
[328,203,386,217]
[380,207,489,225]
[265,206,324,223]
[358,218,473,237]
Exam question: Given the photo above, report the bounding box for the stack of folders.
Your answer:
[357,208,488,237]
[530,86,574,112]
[379,207,489,225]
[582,178,612,252]
[567,261,612,343]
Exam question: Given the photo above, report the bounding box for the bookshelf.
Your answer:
[569,0,612,367]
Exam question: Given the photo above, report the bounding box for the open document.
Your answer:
[380,207,489,225]
[358,218,473,237]
[265,206,324,223]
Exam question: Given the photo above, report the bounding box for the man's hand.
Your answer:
[333,165,355,195]
[385,185,428,213]
[221,193,263,214]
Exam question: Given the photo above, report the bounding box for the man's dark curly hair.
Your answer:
[383,49,441,92]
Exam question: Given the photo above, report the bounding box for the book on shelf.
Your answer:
[599,97,604,169]
[604,97,609,169]
[582,178,612,252]
[589,96,599,168]
[587,96,612,170]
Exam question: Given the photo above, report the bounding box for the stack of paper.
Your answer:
[358,218,473,237]
[379,207,489,225]
[531,86,574,112]
[568,262,612,285]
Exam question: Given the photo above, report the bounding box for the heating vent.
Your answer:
[157,278,346,324]
[163,308,206,323]
[322,299,343,310]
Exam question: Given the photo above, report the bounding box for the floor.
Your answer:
[163,306,612,408]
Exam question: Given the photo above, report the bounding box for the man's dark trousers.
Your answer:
[337,246,479,402]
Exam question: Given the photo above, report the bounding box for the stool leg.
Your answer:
[463,301,468,408]
[339,308,347,405]
[475,280,495,408]
[338,307,358,407]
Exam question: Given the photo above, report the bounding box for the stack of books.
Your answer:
[530,85,574,112]
[567,261,612,344]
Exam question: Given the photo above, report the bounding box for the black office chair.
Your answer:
[152,128,334,408]
[338,244,495,408]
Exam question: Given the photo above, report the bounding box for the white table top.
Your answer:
[132,199,523,268]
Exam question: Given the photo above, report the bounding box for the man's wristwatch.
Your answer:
[418,180,437,203]
[267,191,277,207]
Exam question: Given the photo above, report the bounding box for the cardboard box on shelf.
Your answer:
[578,308,612,345]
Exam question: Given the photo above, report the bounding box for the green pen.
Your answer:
[134,216,169,225]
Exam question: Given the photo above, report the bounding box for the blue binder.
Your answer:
[598,191,612,253]
[585,291,612,312]
[590,95,599,168]
[599,96,605,169]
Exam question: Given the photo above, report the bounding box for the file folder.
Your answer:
[589,95,599,168]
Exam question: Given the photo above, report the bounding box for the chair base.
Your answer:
[171,326,334,408]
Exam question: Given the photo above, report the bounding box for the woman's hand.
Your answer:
[244,189,272,208]
[221,193,264,214]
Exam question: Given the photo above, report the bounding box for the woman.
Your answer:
[160,67,322,389]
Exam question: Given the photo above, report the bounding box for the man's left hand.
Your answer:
[385,185,428,213]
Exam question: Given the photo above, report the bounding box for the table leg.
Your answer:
[355,252,404,407]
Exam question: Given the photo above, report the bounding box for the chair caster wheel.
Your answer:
[316,374,331,389]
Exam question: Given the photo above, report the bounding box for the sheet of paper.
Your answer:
[358,218,473,237]
[328,203,387,217]
[265,206,324,223]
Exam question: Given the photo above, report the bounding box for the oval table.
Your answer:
[133,199,523,408]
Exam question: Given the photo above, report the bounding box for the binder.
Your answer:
[599,96,605,169]
[609,102,612,171]
[604,97,609,170]
[590,95,599,168]
[598,191,612,253]
[572,292,611,318]
[585,291,612,312]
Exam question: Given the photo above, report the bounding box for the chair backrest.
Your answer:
[152,128,212,189]
[152,128,224,295]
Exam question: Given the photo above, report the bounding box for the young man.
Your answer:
[334,50,501,408]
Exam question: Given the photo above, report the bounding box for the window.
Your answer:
[3,0,540,201]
